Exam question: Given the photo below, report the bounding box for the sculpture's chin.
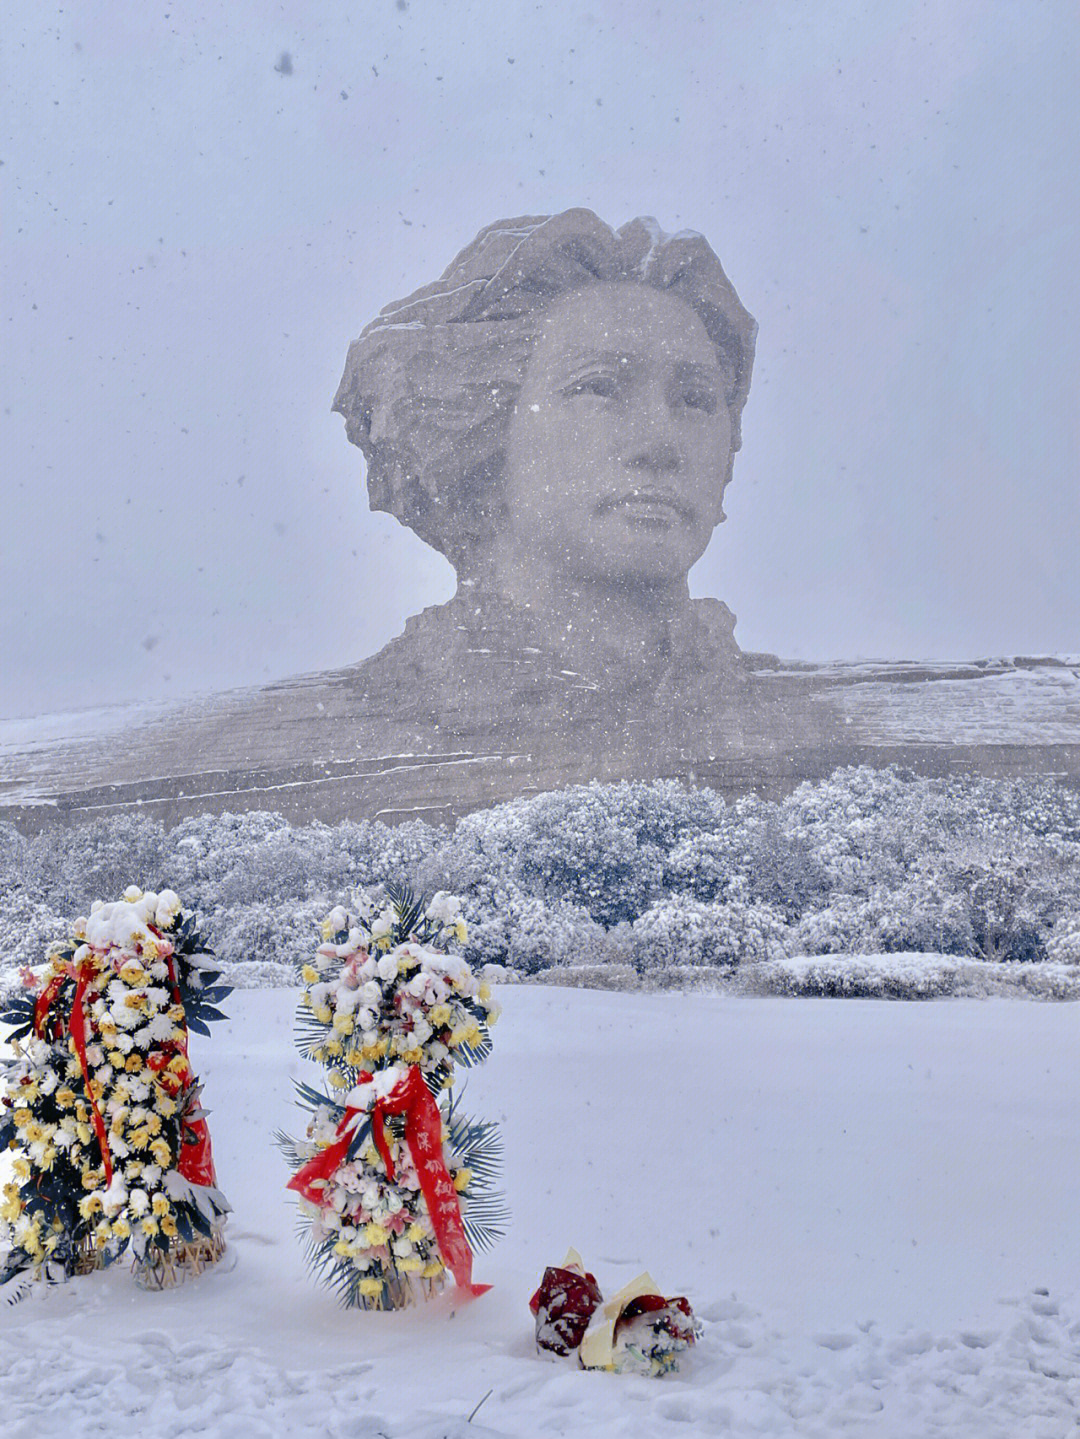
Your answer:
[579,521,711,588]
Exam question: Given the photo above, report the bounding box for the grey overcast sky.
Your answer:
[2,0,1077,718]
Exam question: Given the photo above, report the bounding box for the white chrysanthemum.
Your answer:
[128,1189,150,1215]
[376,953,398,982]
[98,1173,129,1215]
[145,1013,178,1043]
[333,984,361,1015]
[411,1017,433,1046]
[369,909,395,941]
[123,886,143,903]
[155,889,181,925]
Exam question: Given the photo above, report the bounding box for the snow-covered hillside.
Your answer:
[3,986,1077,1437]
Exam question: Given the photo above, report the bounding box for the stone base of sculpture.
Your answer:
[3,617,1078,834]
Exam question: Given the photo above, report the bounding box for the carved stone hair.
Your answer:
[332,208,757,570]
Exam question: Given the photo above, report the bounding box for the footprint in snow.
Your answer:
[813,1332,856,1351]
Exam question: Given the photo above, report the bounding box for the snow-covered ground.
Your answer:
[3,987,1078,1438]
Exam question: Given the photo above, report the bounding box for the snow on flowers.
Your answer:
[0,887,230,1297]
[282,884,505,1310]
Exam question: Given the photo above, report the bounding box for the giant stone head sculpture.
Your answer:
[332,209,756,597]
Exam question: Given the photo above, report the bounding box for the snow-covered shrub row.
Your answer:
[744,955,1080,1002]
[1,767,1079,987]
[0,811,443,988]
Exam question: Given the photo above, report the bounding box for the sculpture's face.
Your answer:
[502,282,734,588]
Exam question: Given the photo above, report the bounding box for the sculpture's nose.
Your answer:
[626,436,681,475]
[624,380,683,475]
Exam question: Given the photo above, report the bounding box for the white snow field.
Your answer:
[3,986,1078,1438]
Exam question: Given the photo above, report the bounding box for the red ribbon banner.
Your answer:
[289,1065,490,1300]
[34,960,114,1187]
[33,946,218,1193]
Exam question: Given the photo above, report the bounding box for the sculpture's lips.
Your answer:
[597,490,694,525]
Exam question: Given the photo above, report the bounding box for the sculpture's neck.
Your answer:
[464,549,700,673]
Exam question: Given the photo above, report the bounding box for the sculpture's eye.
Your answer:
[565,374,619,400]
[677,388,718,414]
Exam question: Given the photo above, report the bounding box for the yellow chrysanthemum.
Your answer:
[358,1278,384,1296]
[301,964,320,984]
[364,1223,388,1247]
[453,1168,472,1192]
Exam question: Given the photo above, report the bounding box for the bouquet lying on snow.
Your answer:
[531,1249,699,1376]
[281,884,506,1310]
[0,887,230,1298]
